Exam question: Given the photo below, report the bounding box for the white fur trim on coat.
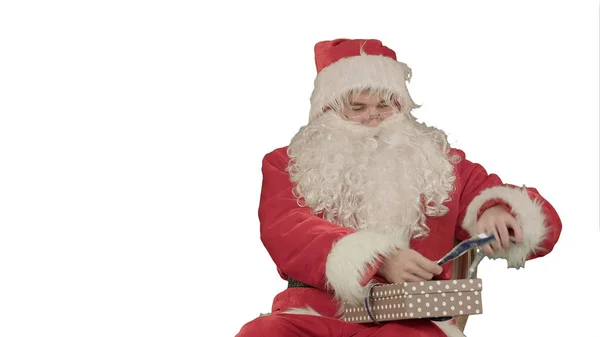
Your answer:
[433,321,466,337]
[325,230,407,306]
[282,305,322,316]
[462,185,547,268]
[309,55,416,122]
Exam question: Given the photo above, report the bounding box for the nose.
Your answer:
[368,107,383,119]
[369,111,382,119]
[364,117,383,127]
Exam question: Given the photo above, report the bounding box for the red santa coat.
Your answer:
[237,146,562,337]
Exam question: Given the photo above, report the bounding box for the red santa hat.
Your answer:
[309,38,418,122]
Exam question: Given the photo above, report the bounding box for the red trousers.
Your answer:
[235,312,449,337]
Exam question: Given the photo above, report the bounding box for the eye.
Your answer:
[351,106,366,112]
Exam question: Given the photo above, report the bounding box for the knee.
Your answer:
[235,314,293,337]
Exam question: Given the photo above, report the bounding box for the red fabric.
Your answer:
[314,39,397,73]
[259,149,355,290]
[253,146,562,335]
[452,148,505,242]
[451,149,562,259]
[235,311,448,337]
[504,184,562,260]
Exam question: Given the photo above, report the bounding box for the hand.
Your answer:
[377,249,443,284]
[477,205,523,256]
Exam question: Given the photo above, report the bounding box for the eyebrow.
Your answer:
[349,100,388,105]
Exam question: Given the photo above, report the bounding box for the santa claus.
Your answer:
[235,39,562,337]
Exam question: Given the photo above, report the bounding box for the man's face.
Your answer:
[340,91,397,127]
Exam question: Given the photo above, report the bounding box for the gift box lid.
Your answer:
[368,279,483,300]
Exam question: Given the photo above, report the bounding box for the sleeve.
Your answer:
[452,149,562,268]
[258,148,407,305]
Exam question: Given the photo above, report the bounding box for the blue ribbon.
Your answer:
[364,234,516,323]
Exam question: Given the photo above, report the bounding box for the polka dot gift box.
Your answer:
[342,278,483,323]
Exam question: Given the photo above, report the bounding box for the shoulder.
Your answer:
[446,147,491,181]
[448,147,466,160]
[262,146,290,168]
[447,147,468,168]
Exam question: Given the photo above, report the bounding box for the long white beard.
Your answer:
[287,112,458,240]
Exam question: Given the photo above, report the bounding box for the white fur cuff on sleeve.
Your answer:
[462,185,548,268]
[325,230,405,305]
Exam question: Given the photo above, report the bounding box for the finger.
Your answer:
[496,221,510,249]
[490,228,502,251]
[475,220,487,235]
[385,274,405,284]
[481,244,494,256]
[401,273,426,283]
[506,218,524,244]
[386,270,409,284]
[406,263,434,281]
[476,220,494,239]
[415,254,443,275]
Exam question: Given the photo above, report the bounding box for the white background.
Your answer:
[0,1,598,336]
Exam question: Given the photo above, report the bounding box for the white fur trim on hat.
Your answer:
[309,55,417,122]
[324,230,408,306]
[461,185,548,268]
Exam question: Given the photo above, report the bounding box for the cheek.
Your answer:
[340,108,354,120]
[341,106,352,116]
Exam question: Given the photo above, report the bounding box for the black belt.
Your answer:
[287,277,314,288]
